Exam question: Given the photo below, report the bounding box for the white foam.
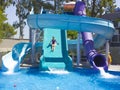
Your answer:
[45,68,69,75]
[56,86,60,90]
[98,67,118,78]
[2,70,20,75]
[2,52,18,74]
[2,71,15,75]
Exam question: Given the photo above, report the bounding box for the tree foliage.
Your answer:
[0,0,16,40]
[0,0,13,11]
[12,0,54,39]
[12,0,116,40]
[83,0,116,17]
[67,30,78,39]
[65,0,116,39]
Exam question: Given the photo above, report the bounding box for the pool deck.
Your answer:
[109,65,120,72]
[73,62,120,72]
[20,62,120,72]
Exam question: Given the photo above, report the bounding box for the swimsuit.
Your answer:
[52,39,56,44]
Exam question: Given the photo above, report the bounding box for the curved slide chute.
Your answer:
[74,1,107,70]
[2,43,32,72]
[27,14,115,70]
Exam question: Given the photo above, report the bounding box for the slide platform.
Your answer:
[40,28,72,70]
[28,14,115,70]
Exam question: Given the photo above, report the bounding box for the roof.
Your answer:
[102,11,120,21]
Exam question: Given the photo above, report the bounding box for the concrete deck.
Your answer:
[0,39,29,52]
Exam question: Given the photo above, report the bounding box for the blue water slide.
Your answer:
[27,14,114,41]
[2,43,32,72]
[40,28,72,70]
[27,14,115,70]
[43,28,62,58]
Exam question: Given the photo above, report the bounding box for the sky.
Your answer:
[5,0,120,39]
[5,6,29,39]
[116,0,120,7]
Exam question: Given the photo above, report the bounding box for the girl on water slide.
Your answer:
[50,36,59,51]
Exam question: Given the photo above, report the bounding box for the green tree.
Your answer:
[67,30,78,39]
[56,0,116,17]
[0,0,13,11]
[65,0,116,39]
[12,0,116,40]
[83,0,116,17]
[12,0,54,39]
[0,0,16,41]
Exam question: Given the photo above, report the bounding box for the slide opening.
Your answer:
[93,54,107,67]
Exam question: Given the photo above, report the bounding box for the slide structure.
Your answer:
[74,1,108,70]
[2,43,32,72]
[2,42,41,72]
[27,13,114,70]
[40,28,72,70]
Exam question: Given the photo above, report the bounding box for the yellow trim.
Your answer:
[108,54,112,65]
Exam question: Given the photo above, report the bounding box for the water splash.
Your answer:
[45,68,69,75]
[2,68,19,75]
[2,52,17,75]
[56,86,60,90]
[98,67,118,78]
[2,44,29,74]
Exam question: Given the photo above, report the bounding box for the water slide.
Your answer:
[27,13,114,70]
[74,1,108,70]
[1,41,42,72]
[2,43,32,72]
[40,28,72,70]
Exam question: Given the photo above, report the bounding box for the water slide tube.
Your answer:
[2,43,31,72]
[2,42,42,72]
[27,14,114,70]
[74,1,109,70]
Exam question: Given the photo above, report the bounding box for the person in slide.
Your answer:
[49,36,59,51]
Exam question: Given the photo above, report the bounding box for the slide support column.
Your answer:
[105,40,110,66]
[77,32,81,66]
[31,29,36,64]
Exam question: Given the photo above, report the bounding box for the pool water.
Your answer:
[0,68,120,90]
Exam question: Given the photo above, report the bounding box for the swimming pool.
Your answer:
[0,68,120,90]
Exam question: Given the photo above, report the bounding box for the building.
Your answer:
[102,9,120,64]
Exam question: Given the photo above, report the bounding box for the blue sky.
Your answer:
[116,0,120,8]
[5,5,29,39]
[5,0,120,39]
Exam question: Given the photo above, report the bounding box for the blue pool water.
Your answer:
[0,68,120,90]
